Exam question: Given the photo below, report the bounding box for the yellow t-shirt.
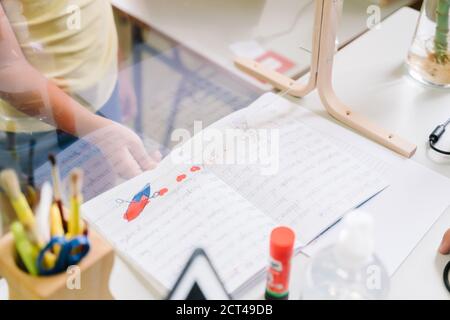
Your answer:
[0,0,118,133]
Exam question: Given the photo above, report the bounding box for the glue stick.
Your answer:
[265,226,295,300]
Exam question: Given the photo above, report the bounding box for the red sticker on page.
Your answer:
[255,51,295,74]
[176,174,187,182]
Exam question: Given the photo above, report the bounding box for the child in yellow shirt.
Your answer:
[0,0,157,182]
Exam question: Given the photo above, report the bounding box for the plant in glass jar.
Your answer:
[407,0,450,87]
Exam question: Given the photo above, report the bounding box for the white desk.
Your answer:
[99,7,450,300]
[2,4,449,301]
[287,7,450,299]
[106,6,450,300]
[112,0,415,89]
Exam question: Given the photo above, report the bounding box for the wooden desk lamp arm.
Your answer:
[233,0,417,158]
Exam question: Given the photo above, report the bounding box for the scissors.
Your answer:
[37,235,90,276]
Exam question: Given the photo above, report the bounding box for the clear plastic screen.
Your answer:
[0,0,412,221]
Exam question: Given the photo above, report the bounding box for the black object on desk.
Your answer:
[429,118,450,155]
[167,248,231,300]
[444,260,450,293]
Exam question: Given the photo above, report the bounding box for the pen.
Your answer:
[28,139,36,188]
[0,191,15,232]
[11,222,39,276]
[0,169,40,244]
[50,203,65,238]
[26,139,38,208]
[50,203,65,256]
[25,186,38,210]
[68,169,83,236]
[48,154,65,227]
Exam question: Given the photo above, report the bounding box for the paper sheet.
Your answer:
[207,103,388,245]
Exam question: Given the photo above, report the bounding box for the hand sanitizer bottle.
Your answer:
[302,212,389,300]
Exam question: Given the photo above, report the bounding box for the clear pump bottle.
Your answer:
[302,212,390,300]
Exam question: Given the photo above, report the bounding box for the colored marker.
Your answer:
[48,154,66,227]
[11,222,39,276]
[68,169,83,236]
[26,139,38,208]
[50,203,65,237]
[0,169,39,244]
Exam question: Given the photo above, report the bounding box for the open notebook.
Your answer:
[83,93,387,297]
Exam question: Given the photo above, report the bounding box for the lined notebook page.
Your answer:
[84,92,388,296]
[206,94,388,245]
[84,161,276,295]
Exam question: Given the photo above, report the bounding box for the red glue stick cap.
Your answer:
[270,226,295,259]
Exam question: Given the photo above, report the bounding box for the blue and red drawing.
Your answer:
[123,183,151,222]
[121,166,202,222]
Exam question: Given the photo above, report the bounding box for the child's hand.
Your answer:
[83,121,161,179]
[439,229,450,255]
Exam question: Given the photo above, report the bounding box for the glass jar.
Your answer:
[407,0,450,88]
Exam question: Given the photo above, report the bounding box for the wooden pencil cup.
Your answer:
[0,229,114,300]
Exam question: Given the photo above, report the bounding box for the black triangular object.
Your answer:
[167,248,231,300]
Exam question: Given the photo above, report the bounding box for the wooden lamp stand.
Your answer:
[235,0,416,158]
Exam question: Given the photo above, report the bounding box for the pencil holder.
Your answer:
[0,229,114,300]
